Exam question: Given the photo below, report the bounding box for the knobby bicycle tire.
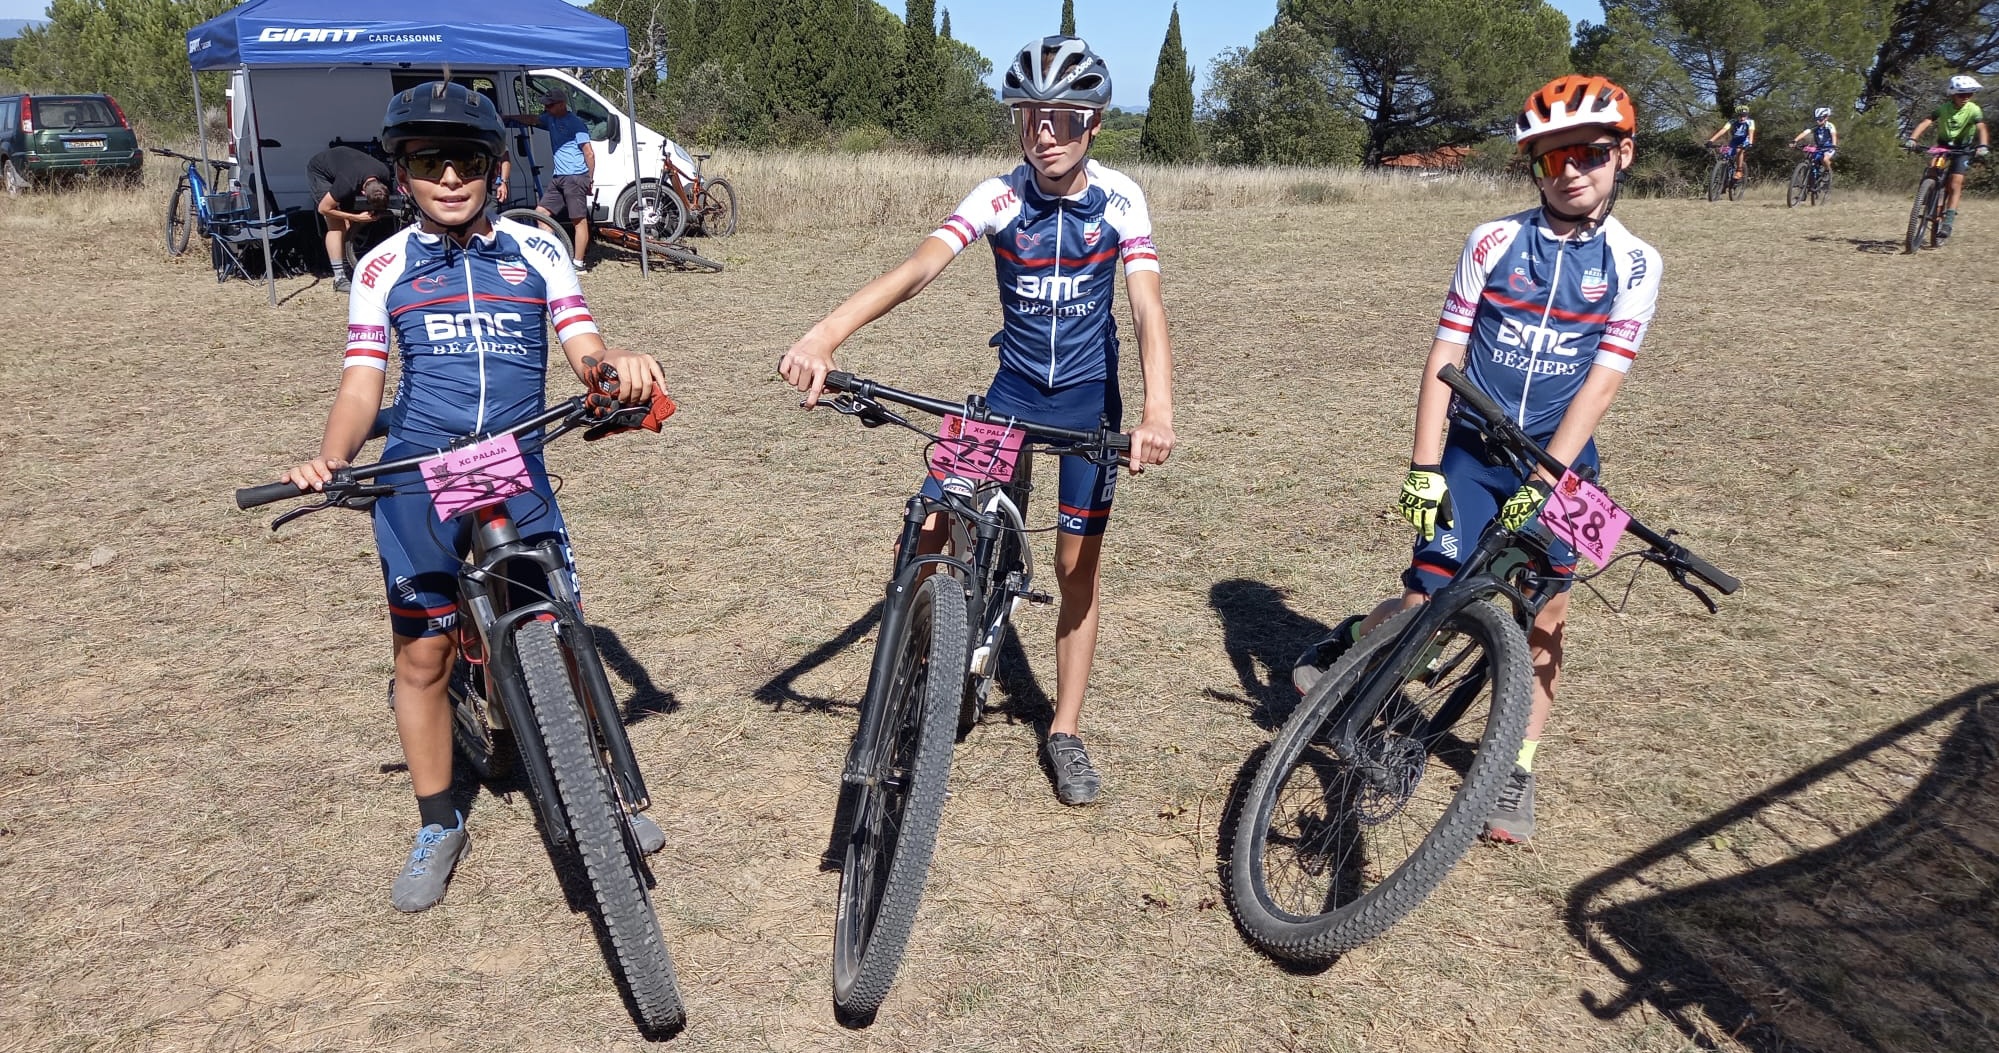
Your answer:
[833,574,967,1025]
[1815,169,1833,206]
[1707,159,1727,202]
[695,178,738,238]
[1787,163,1808,208]
[655,241,723,272]
[1905,178,1937,253]
[1728,167,1746,201]
[166,180,193,256]
[516,619,685,1033]
[498,208,576,260]
[1225,599,1532,963]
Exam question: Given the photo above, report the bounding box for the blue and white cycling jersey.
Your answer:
[929,160,1159,388]
[1434,209,1663,438]
[1810,121,1838,151]
[1728,117,1756,146]
[344,216,597,449]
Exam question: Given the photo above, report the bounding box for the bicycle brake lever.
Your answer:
[270,498,332,531]
[1670,566,1719,613]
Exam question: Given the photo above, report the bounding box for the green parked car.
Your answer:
[1,93,143,194]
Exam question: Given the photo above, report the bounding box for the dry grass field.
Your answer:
[2,151,1995,1053]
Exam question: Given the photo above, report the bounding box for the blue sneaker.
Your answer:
[391,815,469,912]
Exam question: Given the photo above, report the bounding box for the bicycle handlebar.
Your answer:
[822,369,1132,455]
[235,395,657,513]
[1434,363,1739,599]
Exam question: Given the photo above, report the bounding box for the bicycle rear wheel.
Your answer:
[1787,163,1808,208]
[166,179,193,256]
[833,574,968,1025]
[516,619,685,1034]
[1728,167,1745,201]
[1815,169,1832,205]
[1906,178,1937,253]
[694,177,737,237]
[1225,598,1532,963]
[498,208,576,261]
[655,241,723,272]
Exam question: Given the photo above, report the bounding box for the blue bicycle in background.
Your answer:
[152,146,292,281]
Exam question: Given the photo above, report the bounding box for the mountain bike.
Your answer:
[1903,144,1980,253]
[1223,362,1738,965]
[611,144,738,242]
[234,383,685,1034]
[814,369,1129,1024]
[1787,145,1832,207]
[1705,144,1745,202]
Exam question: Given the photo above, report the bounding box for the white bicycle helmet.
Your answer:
[1813,106,1832,120]
[1002,36,1113,109]
[1949,74,1983,94]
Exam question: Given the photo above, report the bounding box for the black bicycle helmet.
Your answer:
[1001,36,1112,109]
[381,81,506,157]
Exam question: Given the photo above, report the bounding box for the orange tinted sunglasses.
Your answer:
[1014,105,1097,145]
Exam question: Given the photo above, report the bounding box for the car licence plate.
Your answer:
[67,139,106,151]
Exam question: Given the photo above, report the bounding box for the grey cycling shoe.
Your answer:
[391,816,470,913]
[1045,733,1102,806]
[630,812,666,855]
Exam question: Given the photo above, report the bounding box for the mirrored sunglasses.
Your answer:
[1529,141,1616,180]
[1013,105,1096,145]
[400,148,494,181]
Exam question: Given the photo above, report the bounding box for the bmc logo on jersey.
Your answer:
[1472,228,1510,267]
[1496,318,1583,357]
[1625,248,1649,289]
[257,27,362,42]
[1016,274,1089,300]
[359,252,397,289]
[423,311,525,340]
[1579,268,1609,302]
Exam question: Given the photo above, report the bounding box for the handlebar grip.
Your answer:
[822,370,857,393]
[1435,363,1510,425]
[1677,549,1740,596]
[236,480,308,509]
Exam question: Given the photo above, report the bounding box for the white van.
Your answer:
[227,66,691,226]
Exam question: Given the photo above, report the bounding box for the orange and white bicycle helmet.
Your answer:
[1515,75,1636,150]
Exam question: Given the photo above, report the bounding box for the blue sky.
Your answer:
[0,0,1610,100]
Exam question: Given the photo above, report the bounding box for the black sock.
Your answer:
[417,791,458,830]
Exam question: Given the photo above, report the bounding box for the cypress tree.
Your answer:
[895,0,943,137]
[940,7,951,40]
[1061,0,1076,35]
[1140,4,1199,161]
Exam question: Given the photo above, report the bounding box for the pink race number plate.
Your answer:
[930,414,1025,484]
[1539,470,1630,569]
[422,434,531,521]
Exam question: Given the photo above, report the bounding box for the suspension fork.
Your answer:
[846,496,970,785]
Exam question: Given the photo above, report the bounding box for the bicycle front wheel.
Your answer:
[1906,178,1937,253]
[166,179,193,256]
[1707,159,1727,202]
[516,619,685,1034]
[499,208,576,261]
[1787,163,1808,208]
[833,574,968,1025]
[1225,599,1532,964]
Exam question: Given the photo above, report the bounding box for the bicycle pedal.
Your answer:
[968,644,993,677]
[1023,589,1054,606]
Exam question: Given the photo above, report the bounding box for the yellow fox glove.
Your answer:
[1499,477,1554,532]
[1398,464,1453,542]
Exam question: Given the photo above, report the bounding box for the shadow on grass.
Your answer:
[591,623,679,724]
[1803,234,1904,255]
[1207,578,1336,730]
[1569,681,1999,1053]
[754,601,881,713]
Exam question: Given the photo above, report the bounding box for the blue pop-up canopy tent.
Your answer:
[185,0,652,300]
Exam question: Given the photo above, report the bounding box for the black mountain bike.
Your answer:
[235,388,685,1034]
[1903,144,1980,253]
[1223,363,1738,964]
[815,370,1129,1024]
[1787,145,1832,207]
[1705,143,1746,202]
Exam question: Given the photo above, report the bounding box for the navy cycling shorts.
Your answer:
[920,369,1123,537]
[1403,424,1599,596]
[371,442,577,638]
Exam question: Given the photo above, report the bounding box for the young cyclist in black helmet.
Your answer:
[276,81,668,911]
[779,36,1176,806]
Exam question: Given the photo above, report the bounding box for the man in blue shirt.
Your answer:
[505,88,596,270]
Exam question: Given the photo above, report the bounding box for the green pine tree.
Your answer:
[1140,5,1200,161]
[1062,0,1076,35]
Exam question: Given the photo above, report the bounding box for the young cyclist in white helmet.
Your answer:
[1791,106,1840,175]
[779,36,1176,806]
[1293,74,1664,844]
[1905,74,1990,240]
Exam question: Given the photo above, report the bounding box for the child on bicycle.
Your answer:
[778,35,1175,806]
[1904,75,1989,241]
[1791,107,1839,174]
[278,81,666,912]
[1293,75,1663,844]
[1707,103,1756,181]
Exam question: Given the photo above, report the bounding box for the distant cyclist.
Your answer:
[1791,107,1839,174]
[277,82,666,912]
[1904,74,1990,241]
[779,36,1176,807]
[1707,103,1756,182]
[1293,75,1664,845]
